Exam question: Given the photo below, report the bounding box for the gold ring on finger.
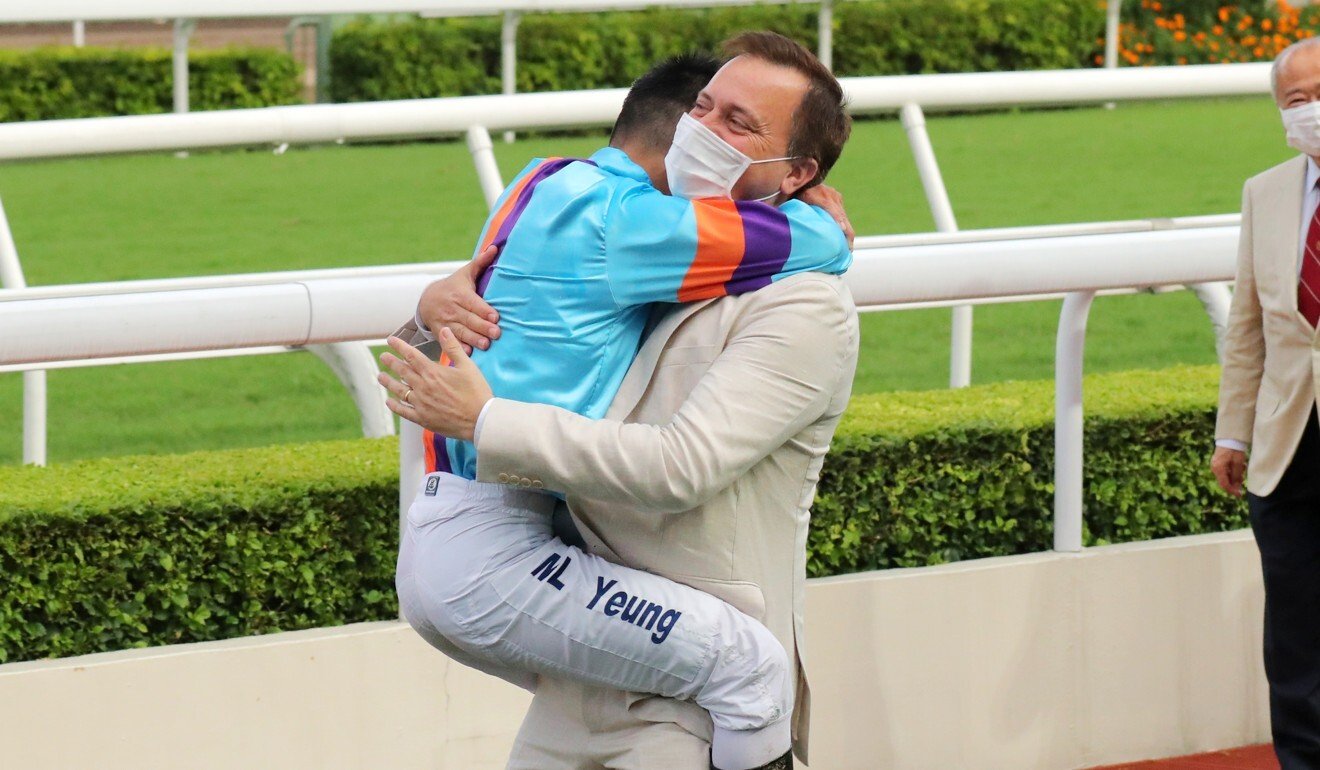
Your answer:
[403,388,414,405]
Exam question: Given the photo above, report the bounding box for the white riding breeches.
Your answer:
[395,472,793,769]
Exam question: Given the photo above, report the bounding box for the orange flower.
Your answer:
[1218,7,1230,23]
[1254,46,1266,57]
[1213,25,1224,35]
[1152,1,1162,10]
[1178,56,1188,65]
[1174,30,1187,42]
[1262,19,1274,31]
[1243,35,1257,45]
[1210,40,1221,51]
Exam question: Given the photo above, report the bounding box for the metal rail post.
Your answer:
[172,19,196,115]
[1104,0,1122,109]
[173,19,196,158]
[1054,290,1096,553]
[818,0,834,71]
[306,343,394,439]
[467,126,505,210]
[399,419,424,525]
[900,102,971,388]
[399,417,423,619]
[501,11,522,144]
[0,198,22,292]
[1105,0,1122,71]
[1189,281,1232,361]
[0,196,46,466]
[22,369,47,466]
[72,20,85,47]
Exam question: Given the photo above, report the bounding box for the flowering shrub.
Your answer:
[1102,0,1319,66]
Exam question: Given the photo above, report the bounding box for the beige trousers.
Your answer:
[507,676,714,770]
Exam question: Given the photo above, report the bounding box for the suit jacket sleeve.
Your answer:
[1215,181,1265,445]
[474,276,856,512]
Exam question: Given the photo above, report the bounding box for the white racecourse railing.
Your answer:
[0,63,1263,463]
[0,224,1238,552]
[0,64,1271,162]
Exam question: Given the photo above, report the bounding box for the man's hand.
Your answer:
[1211,446,1248,497]
[378,330,493,442]
[419,244,502,354]
[799,184,854,249]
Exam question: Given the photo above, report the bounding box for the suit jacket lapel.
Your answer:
[606,299,716,419]
[1265,156,1309,327]
[575,298,717,561]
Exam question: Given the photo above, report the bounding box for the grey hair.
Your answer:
[1273,38,1320,99]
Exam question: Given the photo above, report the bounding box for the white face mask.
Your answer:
[664,112,797,201]
[1283,102,1320,157]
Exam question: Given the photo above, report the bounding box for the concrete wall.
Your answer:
[804,530,1269,769]
[0,621,531,770]
[0,530,1268,769]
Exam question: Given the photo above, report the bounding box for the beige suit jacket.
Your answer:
[475,272,859,763]
[1217,155,1320,496]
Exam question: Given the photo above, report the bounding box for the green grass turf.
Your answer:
[0,96,1294,464]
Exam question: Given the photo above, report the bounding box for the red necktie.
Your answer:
[1301,189,1320,329]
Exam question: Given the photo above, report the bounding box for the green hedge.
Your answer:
[0,365,1243,663]
[0,47,303,123]
[0,440,398,663]
[809,365,1245,575]
[329,0,1105,102]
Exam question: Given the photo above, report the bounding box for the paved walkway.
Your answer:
[1088,745,1278,769]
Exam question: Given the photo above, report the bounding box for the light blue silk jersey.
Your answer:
[426,147,851,484]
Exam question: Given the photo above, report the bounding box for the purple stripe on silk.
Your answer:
[432,432,453,475]
[475,158,593,295]
[723,200,792,295]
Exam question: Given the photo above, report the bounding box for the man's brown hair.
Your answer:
[722,31,851,191]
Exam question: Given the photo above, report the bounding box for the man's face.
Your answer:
[689,55,815,201]
[1277,45,1320,109]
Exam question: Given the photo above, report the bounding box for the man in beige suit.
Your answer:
[382,36,857,769]
[1213,39,1320,769]
[485,270,855,770]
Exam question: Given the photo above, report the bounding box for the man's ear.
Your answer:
[781,157,819,199]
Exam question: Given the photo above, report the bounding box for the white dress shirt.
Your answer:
[1216,155,1320,453]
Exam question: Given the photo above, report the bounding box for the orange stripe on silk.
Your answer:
[677,199,745,302]
[422,428,438,474]
[481,158,558,251]
[418,352,454,474]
